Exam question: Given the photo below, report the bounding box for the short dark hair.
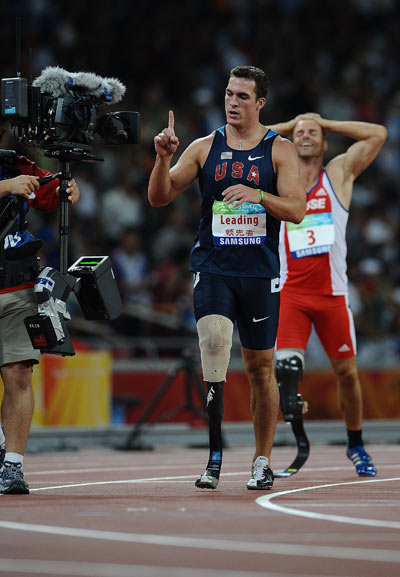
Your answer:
[230,66,269,100]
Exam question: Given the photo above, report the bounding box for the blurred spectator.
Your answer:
[150,205,194,265]
[101,173,145,243]
[111,227,152,305]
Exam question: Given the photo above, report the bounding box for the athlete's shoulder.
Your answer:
[187,131,215,151]
[177,132,215,171]
[271,135,299,159]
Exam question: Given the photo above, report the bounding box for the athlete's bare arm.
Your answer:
[148,110,212,207]
[268,115,306,137]
[320,116,387,207]
[222,136,306,224]
[270,112,387,210]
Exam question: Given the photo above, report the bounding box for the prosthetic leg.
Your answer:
[195,381,224,489]
[275,354,310,477]
[195,314,232,490]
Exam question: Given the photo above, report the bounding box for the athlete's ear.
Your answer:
[323,140,328,152]
[256,97,266,111]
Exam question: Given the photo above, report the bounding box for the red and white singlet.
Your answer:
[279,168,349,296]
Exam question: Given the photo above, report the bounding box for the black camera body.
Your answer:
[0,65,137,356]
[1,68,140,157]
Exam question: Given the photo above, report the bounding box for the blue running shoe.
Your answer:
[347,445,377,477]
[0,461,30,494]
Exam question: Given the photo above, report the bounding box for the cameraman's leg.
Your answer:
[1,361,34,455]
[0,288,40,456]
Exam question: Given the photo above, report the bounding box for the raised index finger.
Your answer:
[168,110,175,132]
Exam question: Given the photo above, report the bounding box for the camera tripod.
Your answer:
[121,349,209,450]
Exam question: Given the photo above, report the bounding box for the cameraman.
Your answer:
[0,118,80,494]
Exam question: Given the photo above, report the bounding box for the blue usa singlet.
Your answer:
[189,126,280,277]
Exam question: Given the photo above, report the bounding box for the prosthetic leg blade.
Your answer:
[275,417,310,478]
[195,471,220,489]
[195,382,223,490]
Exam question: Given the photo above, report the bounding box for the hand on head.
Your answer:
[294,112,330,133]
[154,110,180,157]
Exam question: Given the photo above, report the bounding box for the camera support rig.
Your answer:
[24,150,122,357]
[2,19,136,356]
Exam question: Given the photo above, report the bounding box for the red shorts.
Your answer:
[276,290,356,359]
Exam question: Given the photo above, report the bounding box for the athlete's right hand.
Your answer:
[154,110,180,158]
[4,175,40,198]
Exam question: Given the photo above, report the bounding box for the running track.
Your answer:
[0,444,399,577]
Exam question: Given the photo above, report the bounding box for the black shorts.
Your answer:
[193,271,280,350]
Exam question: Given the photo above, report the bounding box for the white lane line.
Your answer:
[0,521,399,563]
[26,474,208,492]
[26,471,250,491]
[24,463,400,477]
[0,558,356,577]
[256,477,400,529]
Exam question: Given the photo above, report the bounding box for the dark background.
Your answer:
[1,0,399,365]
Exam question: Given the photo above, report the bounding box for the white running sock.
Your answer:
[0,424,5,449]
[4,452,24,466]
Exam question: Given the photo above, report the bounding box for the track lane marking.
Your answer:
[0,520,399,563]
[0,558,357,577]
[25,463,400,476]
[256,477,400,529]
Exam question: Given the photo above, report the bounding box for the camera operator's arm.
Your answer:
[17,155,80,210]
[56,178,80,205]
[0,175,39,200]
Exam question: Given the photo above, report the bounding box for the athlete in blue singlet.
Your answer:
[148,65,306,491]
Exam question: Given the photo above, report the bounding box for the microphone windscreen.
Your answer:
[32,66,70,97]
[33,67,126,104]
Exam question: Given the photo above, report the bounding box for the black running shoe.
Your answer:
[247,456,274,490]
[0,447,5,470]
[0,461,30,494]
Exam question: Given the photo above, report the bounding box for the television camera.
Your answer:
[1,65,140,160]
[0,55,140,356]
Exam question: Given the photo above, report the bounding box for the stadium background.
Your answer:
[0,0,399,426]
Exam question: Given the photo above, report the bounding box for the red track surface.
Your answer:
[1,443,399,577]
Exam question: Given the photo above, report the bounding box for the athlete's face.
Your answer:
[225,77,265,127]
[292,119,327,159]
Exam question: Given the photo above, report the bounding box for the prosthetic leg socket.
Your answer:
[276,355,305,422]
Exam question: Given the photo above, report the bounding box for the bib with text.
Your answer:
[212,200,267,246]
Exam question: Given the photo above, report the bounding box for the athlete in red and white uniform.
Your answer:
[278,167,355,358]
[269,113,387,476]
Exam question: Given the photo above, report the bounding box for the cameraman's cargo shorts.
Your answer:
[0,288,41,366]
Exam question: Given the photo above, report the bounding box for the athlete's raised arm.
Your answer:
[148,110,211,207]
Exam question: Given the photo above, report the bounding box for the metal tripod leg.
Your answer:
[121,354,207,450]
